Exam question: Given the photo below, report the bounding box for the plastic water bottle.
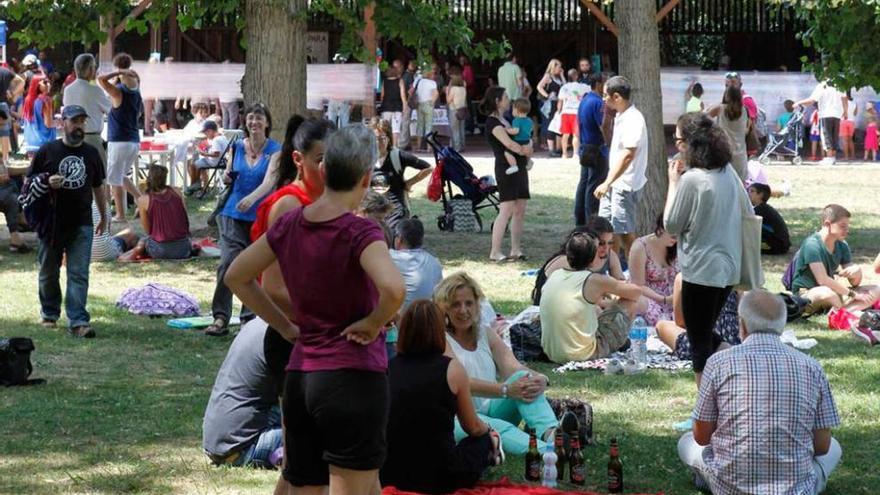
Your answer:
[542,443,558,487]
[521,269,539,277]
[629,317,648,365]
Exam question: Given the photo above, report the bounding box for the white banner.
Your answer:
[660,68,878,127]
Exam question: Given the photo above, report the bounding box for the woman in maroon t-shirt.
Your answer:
[225,124,405,491]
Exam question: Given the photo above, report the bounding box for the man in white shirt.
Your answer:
[795,81,848,165]
[412,68,439,151]
[62,53,111,169]
[594,76,648,265]
[557,69,590,159]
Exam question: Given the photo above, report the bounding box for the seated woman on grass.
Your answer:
[539,231,641,363]
[124,165,192,260]
[655,273,740,361]
[381,300,503,494]
[434,272,566,455]
[630,215,679,326]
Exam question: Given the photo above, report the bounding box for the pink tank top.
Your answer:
[148,189,190,242]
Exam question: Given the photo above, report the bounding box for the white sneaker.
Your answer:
[820,156,836,166]
[505,165,519,175]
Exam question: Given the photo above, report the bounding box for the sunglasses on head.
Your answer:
[725,71,740,79]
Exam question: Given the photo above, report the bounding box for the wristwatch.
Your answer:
[500,384,509,399]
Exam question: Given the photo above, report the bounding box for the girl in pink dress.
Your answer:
[864,114,878,161]
[629,216,680,326]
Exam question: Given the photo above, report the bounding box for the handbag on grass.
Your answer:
[736,183,765,290]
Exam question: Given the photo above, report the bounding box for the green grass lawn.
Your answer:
[1,158,879,494]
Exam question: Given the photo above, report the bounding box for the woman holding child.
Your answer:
[482,86,533,263]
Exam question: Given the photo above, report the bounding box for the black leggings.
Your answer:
[681,281,734,372]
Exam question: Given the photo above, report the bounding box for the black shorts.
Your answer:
[494,156,531,202]
[282,370,389,486]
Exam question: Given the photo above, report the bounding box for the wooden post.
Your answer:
[362,2,377,119]
[579,0,619,37]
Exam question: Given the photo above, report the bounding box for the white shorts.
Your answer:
[381,111,403,134]
[106,142,140,186]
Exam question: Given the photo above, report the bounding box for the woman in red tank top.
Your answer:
[249,116,336,316]
[122,165,192,260]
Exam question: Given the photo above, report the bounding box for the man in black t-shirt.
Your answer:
[748,183,791,255]
[28,105,107,338]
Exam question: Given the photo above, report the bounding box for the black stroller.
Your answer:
[425,132,500,232]
[757,109,805,166]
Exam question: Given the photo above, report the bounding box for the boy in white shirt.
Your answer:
[186,119,229,195]
[557,69,590,159]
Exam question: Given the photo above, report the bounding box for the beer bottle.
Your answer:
[568,436,585,485]
[524,428,542,482]
[554,430,567,482]
[608,437,623,493]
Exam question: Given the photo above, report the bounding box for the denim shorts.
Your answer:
[599,187,640,234]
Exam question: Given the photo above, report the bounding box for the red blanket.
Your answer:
[382,478,662,495]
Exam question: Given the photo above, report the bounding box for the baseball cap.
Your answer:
[61,105,88,120]
[201,120,218,132]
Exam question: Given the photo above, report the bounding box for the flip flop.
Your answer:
[489,256,510,263]
[204,319,230,337]
[509,254,528,261]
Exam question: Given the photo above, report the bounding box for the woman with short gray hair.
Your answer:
[225,123,405,493]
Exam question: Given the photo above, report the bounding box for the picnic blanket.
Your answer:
[166,316,242,329]
[382,478,662,495]
[553,352,693,374]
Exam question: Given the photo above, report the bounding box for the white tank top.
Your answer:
[446,326,497,414]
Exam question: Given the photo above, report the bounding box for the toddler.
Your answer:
[504,98,534,174]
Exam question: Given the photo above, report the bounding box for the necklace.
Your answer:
[246,137,267,161]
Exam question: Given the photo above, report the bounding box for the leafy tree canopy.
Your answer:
[777,0,880,90]
[3,0,508,66]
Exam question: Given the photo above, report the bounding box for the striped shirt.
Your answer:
[90,202,119,262]
[693,333,840,495]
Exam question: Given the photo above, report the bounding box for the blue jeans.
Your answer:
[233,406,283,468]
[38,225,94,328]
[574,144,608,225]
[453,370,558,455]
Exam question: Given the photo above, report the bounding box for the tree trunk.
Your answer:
[242,0,307,140]
[616,0,666,234]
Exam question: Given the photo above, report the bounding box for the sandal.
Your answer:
[489,255,510,263]
[509,253,528,261]
[204,318,229,337]
[40,319,57,328]
[68,325,96,338]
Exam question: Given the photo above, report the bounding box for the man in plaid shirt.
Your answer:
[678,290,842,494]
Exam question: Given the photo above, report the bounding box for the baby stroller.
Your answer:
[757,109,804,166]
[426,132,500,232]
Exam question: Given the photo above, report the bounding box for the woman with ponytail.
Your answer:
[22,75,56,154]
[663,111,749,387]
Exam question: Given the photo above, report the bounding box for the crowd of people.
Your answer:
[8,47,879,495]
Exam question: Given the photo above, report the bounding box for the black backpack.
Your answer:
[0,338,46,386]
[779,292,810,322]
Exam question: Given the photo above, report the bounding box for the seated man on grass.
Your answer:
[679,290,842,494]
[791,204,880,315]
[390,217,443,309]
[539,231,641,363]
[202,319,285,470]
[748,182,791,255]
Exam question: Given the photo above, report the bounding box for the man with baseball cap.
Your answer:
[26,104,107,338]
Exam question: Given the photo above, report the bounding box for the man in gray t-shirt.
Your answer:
[390,218,443,310]
[202,320,283,468]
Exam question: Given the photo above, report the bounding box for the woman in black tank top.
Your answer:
[381,301,502,493]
